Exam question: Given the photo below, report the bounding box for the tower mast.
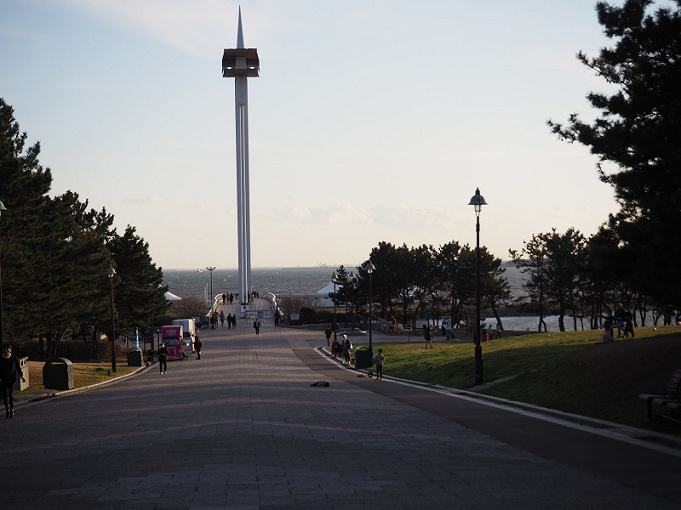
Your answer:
[222,8,259,306]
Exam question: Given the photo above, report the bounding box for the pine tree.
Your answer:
[0,98,55,339]
[549,0,681,305]
[107,225,169,335]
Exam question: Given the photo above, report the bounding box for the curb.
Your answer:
[12,363,156,410]
[314,345,681,454]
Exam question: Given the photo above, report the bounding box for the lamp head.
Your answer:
[468,188,488,213]
[105,266,117,278]
[365,261,375,274]
[0,200,6,215]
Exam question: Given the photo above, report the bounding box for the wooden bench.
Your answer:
[639,368,681,419]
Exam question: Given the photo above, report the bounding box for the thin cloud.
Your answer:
[54,0,289,57]
[56,0,233,56]
[122,195,165,205]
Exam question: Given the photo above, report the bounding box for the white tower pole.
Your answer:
[223,8,259,307]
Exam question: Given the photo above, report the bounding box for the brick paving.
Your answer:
[4,312,681,509]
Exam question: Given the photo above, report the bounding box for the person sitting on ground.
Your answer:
[331,337,341,357]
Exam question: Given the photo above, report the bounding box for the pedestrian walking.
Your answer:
[195,336,202,360]
[372,348,385,381]
[219,311,225,327]
[158,343,168,374]
[623,311,635,338]
[253,319,261,336]
[602,317,614,343]
[0,344,25,419]
[324,328,332,346]
[342,334,352,364]
[424,325,433,349]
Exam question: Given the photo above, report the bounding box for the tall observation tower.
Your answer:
[222,8,259,306]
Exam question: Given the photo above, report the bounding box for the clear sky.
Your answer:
[1,0,624,270]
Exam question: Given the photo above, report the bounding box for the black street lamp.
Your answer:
[106,265,117,373]
[365,261,375,356]
[331,271,339,341]
[346,271,355,328]
[0,199,6,342]
[468,187,487,385]
[206,266,216,304]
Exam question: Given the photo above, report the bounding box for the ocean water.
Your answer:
[163,267,336,302]
[162,264,526,301]
[162,265,586,332]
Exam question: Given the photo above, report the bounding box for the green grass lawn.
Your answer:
[357,326,681,433]
[23,362,139,396]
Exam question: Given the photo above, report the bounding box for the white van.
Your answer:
[171,318,197,352]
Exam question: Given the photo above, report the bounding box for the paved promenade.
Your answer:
[5,316,681,509]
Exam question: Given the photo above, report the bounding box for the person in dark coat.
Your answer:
[0,344,25,418]
[158,343,169,374]
[195,336,202,360]
[424,325,433,349]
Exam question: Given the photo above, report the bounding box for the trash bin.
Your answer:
[14,357,29,391]
[42,358,74,390]
[127,348,143,367]
[354,347,373,370]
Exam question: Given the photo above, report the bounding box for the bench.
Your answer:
[639,368,681,419]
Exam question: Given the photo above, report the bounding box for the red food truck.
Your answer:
[161,325,186,360]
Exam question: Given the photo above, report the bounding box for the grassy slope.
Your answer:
[360,327,681,432]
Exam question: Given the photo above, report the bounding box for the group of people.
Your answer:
[602,304,635,342]
[211,311,238,329]
[614,304,635,338]
[482,322,503,341]
[330,334,353,364]
[329,334,385,380]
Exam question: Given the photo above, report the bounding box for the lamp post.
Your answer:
[468,187,487,385]
[0,200,7,342]
[106,265,117,373]
[206,266,216,304]
[365,261,375,356]
[331,271,339,341]
[346,271,355,328]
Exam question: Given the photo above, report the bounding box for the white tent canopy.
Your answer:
[313,281,339,308]
[164,291,182,301]
[316,281,338,296]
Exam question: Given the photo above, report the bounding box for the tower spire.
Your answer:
[237,6,244,49]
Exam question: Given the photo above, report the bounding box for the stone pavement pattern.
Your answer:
[4,321,681,509]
